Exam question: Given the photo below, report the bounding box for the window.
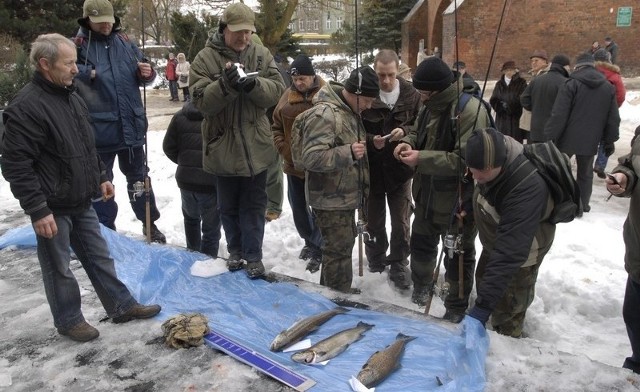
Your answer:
[314,19,320,30]
[336,16,343,29]
[289,21,295,31]
[299,19,304,31]
[326,17,332,30]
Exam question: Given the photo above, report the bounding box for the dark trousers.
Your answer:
[624,276,640,373]
[287,174,322,250]
[181,87,190,101]
[93,147,160,230]
[217,171,267,262]
[181,189,221,258]
[169,80,179,99]
[573,154,595,210]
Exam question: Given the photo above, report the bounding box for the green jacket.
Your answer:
[401,78,491,229]
[189,31,284,177]
[296,82,369,210]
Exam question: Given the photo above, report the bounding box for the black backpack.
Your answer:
[496,141,582,224]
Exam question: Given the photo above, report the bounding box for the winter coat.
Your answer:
[166,59,178,81]
[176,60,191,89]
[361,77,421,194]
[544,65,620,156]
[596,62,626,107]
[401,76,492,229]
[520,63,569,142]
[472,136,556,314]
[163,102,217,193]
[189,30,285,177]
[295,82,369,211]
[612,136,640,283]
[606,41,619,64]
[74,17,156,153]
[272,76,325,179]
[1,72,107,222]
[490,73,527,140]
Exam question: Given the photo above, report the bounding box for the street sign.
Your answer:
[617,7,632,27]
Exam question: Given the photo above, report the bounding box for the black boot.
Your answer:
[142,223,166,244]
[389,261,411,290]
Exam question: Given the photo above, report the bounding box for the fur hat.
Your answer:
[465,128,507,170]
[344,66,380,98]
[290,54,315,76]
[412,57,455,92]
[593,48,611,63]
[551,54,571,67]
[575,52,595,68]
[530,50,548,61]
[501,60,517,71]
[221,3,256,32]
[82,0,115,24]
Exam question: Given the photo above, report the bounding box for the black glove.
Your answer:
[604,142,615,157]
[500,100,510,114]
[241,76,256,92]
[224,64,241,89]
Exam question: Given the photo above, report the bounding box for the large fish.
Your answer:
[356,333,416,388]
[269,306,350,352]
[291,321,374,364]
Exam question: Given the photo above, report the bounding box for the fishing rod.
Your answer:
[141,0,151,244]
[353,0,366,278]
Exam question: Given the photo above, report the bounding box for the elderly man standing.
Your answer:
[1,33,161,342]
[272,54,325,273]
[361,49,421,290]
[190,3,284,278]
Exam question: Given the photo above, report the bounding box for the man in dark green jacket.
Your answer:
[190,3,285,278]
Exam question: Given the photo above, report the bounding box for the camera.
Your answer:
[233,63,259,84]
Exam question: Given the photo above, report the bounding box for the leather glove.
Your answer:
[241,76,256,92]
[603,142,615,157]
[223,64,241,89]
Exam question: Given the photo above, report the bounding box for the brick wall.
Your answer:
[432,0,639,79]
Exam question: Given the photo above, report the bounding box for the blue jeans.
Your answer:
[93,147,161,230]
[287,174,322,250]
[594,143,608,171]
[181,189,221,257]
[36,207,136,330]
[169,80,179,99]
[217,171,267,262]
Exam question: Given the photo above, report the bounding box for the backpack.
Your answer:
[457,92,497,130]
[290,102,342,171]
[496,141,582,224]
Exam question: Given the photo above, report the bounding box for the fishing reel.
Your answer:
[131,181,145,201]
[443,233,463,259]
[434,281,450,301]
[356,218,376,244]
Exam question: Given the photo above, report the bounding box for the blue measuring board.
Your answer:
[204,329,316,391]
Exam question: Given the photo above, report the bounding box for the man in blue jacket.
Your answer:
[74,0,166,243]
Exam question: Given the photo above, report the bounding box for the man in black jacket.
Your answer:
[1,33,160,343]
[544,52,620,212]
[465,127,556,338]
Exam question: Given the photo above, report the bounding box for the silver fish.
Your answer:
[269,306,350,352]
[356,333,416,388]
[291,321,374,364]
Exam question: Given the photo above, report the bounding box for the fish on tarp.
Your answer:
[270,306,350,351]
[291,321,374,364]
[356,332,416,388]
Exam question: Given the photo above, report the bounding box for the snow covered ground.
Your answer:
[0,89,639,391]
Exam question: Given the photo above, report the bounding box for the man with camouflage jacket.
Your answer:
[190,3,285,278]
[293,66,379,293]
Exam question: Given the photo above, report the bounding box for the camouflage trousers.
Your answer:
[315,209,356,293]
[476,249,543,338]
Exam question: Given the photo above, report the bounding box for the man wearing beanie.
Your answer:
[190,2,285,279]
[272,54,326,273]
[520,53,571,142]
[544,52,620,213]
[360,49,421,290]
[464,128,556,338]
[291,65,379,293]
[392,56,492,322]
[592,48,626,179]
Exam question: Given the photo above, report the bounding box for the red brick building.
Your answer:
[403,0,639,79]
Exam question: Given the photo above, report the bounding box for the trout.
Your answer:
[291,321,374,364]
[269,306,349,352]
[356,333,416,388]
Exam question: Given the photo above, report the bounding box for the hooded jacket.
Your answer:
[295,82,369,210]
[189,30,284,177]
[74,17,156,153]
[544,65,620,156]
[595,61,626,107]
[400,76,492,229]
[163,102,217,193]
[520,63,569,142]
[361,77,421,194]
[272,76,325,179]
[2,72,107,222]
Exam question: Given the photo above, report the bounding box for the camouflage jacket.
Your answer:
[401,77,491,228]
[296,82,369,210]
[190,31,284,177]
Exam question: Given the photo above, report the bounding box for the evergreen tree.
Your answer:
[170,11,218,61]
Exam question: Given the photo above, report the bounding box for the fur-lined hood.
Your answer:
[595,61,621,74]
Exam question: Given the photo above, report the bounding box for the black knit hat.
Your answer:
[551,54,571,67]
[344,66,380,98]
[465,128,507,170]
[593,48,611,63]
[290,54,315,76]
[413,57,455,92]
[575,52,595,68]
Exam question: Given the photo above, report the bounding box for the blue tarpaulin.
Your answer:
[0,225,489,391]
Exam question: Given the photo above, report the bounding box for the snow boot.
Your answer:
[226,253,244,271]
[112,303,162,324]
[57,320,99,342]
[246,261,265,279]
[411,286,431,306]
[389,262,411,290]
[442,309,465,324]
[142,223,166,244]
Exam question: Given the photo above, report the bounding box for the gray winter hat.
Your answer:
[593,48,611,63]
[575,53,595,68]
